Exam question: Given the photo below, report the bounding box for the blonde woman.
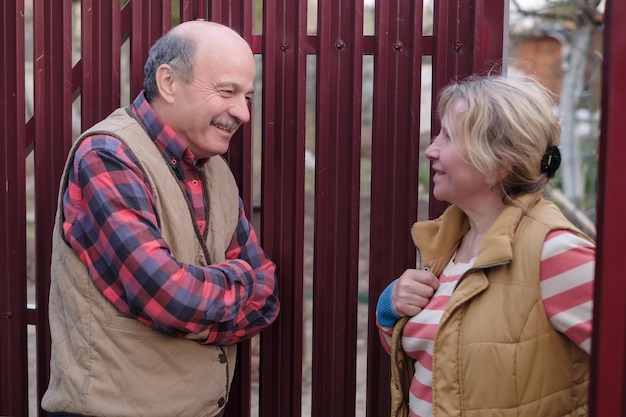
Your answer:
[376,75,595,417]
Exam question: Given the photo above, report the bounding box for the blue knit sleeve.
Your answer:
[376,280,400,328]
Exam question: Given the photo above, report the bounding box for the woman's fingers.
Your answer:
[392,268,439,316]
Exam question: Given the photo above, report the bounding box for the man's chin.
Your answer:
[192,146,227,161]
[204,136,231,158]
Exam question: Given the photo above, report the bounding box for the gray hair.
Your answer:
[143,31,196,102]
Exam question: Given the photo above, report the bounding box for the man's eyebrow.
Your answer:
[215,81,254,95]
[214,81,236,89]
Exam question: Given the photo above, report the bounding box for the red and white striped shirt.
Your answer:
[380,229,595,417]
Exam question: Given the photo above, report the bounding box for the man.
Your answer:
[42,21,279,417]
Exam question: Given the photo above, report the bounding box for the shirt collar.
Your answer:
[130,91,209,169]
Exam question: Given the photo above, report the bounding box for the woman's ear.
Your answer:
[487,166,510,191]
[496,167,510,182]
[155,64,176,104]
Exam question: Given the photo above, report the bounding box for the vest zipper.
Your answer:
[410,225,423,270]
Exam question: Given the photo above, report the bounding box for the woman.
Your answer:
[376,75,595,417]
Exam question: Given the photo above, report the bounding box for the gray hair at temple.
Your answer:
[143,30,196,102]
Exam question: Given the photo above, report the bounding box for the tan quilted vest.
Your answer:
[43,108,239,417]
[390,192,592,417]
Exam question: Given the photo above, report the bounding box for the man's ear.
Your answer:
[155,64,176,104]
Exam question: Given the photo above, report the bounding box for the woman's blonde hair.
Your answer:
[437,74,561,202]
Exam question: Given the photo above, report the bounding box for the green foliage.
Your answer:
[172,0,180,25]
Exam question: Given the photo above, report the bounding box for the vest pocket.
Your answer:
[107,314,155,333]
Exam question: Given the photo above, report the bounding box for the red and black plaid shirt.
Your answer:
[61,92,279,345]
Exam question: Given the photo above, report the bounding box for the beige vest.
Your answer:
[43,108,240,417]
[391,192,592,417]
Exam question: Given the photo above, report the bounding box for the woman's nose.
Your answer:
[424,140,437,160]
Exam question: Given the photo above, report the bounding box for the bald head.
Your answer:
[170,20,248,45]
[143,21,253,102]
[142,20,256,160]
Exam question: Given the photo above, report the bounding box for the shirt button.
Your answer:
[170,158,177,165]
[191,179,199,186]
[218,397,226,408]
[218,353,227,363]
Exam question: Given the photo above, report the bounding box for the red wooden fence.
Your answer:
[2,0,624,416]
[588,0,626,414]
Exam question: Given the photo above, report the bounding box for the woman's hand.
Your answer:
[392,268,439,317]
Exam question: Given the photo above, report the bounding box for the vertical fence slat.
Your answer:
[193,0,208,20]
[258,0,308,415]
[208,1,223,24]
[179,0,195,21]
[430,0,505,217]
[81,0,121,130]
[129,1,171,99]
[472,0,506,72]
[430,0,464,217]
[33,2,75,415]
[34,3,74,414]
[366,1,424,414]
[0,1,28,416]
[589,0,626,415]
[311,0,363,415]
[219,0,254,214]
[217,4,255,417]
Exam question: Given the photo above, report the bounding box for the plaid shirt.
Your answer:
[61,92,279,345]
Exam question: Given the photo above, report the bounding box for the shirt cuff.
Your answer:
[376,280,400,328]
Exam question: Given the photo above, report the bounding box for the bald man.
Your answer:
[43,21,279,417]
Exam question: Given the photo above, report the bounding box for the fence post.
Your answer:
[0,1,28,414]
[589,0,626,414]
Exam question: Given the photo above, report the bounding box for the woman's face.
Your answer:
[425,100,490,208]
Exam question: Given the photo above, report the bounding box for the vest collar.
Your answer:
[412,192,545,274]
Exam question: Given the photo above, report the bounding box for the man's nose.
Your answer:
[229,96,250,124]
